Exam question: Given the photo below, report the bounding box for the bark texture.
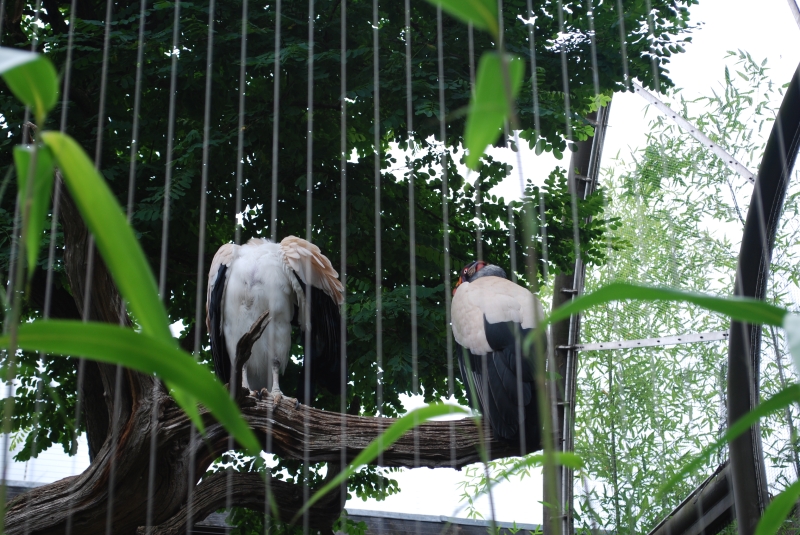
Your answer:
[5,182,521,534]
[138,471,343,535]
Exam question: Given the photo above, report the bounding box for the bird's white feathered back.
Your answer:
[451,276,544,355]
[205,236,343,392]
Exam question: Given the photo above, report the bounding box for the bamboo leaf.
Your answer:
[41,132,203,432]
[423,0,498,38]
[0,321,261,456]
[294,404,469,522]
[14,145,54,278]
[465,53,525,170]
[755,479,800,535]
[466,452,583,503]
[657,384,800,499]
[0,47,58,124]
[548,282,786,328]
[783,313,800,376]
[507,451,583,472]
[41,131,172,342]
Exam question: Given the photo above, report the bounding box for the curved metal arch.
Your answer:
[728,60,800,534]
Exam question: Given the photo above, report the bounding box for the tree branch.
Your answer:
[166,396,523,470]
[139,470,343,535]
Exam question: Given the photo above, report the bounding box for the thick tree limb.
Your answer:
[139,470,342,535]
[161,396,524,470]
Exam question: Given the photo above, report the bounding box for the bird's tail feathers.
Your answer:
[460,345,542,455]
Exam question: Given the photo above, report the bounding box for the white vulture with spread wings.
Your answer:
[206,236,343,403]
[451,260,544,455]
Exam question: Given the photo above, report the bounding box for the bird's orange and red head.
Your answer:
[453,260,487,296]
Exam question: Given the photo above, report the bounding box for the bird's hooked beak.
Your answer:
[453,260,487,296]
[452,275,463,296]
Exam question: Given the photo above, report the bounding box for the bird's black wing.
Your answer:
[208,264,231,385]
[294,276,342,403]
[455,317,542,454]
[457,343,479,410]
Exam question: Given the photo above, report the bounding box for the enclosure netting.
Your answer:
[0,1,796,535]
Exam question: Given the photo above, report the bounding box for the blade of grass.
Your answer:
[0,48,59,124]
[464,53,525,170]
[657,384,800,499]
[466,452,583,504]
[755,479,800,535]
[503,451,583,473]
[423,0,499,38]
[41,131,172,342]
[783,313,800,376]
[293,404,469,522]
[42,132,205,432]
[14,145,54,278]
[0,320,261,456]
[547,282,786,329]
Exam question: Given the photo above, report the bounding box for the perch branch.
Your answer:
[167,396,524,470]
[139,470,342,535]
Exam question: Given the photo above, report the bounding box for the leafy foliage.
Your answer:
[575,53,797,533]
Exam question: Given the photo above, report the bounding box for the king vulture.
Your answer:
[206,236,343,403]
[451,261,544,454]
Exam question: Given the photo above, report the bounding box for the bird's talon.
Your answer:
[271,390,283,406]
[294,398,300,410]
[255,389,263,401]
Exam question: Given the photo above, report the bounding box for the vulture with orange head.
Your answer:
[451,261,544,454]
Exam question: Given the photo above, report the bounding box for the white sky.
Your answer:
[4,0,800,527]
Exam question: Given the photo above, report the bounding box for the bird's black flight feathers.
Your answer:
[209,264,231,385]
[457,316,542,455]
[294,275,342,403]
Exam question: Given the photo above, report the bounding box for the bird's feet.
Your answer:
[257,388,283,406]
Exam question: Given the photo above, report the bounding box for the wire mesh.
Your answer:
[0,1,796,535]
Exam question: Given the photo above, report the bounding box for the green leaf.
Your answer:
[755,479,800,535]
[423,0,498,38]
[294,404,469,522]
[464,53,525,170]
[783,313,800,376]
[464,452,583,503]
[14,145,54,278]
[41,132,172,342]
[0,321,261,456]
[507,451,583,471]
[547,282,786,328]
[40,132,204,431]
[171,385,204,436]
[0,47,59,124]
[657,384,800,499]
